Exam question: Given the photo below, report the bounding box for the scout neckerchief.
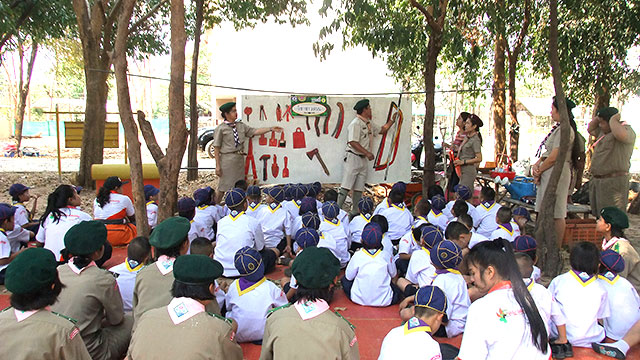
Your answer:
[13,202,32,222]
[14,308,46,322]
[479,200,496,211]
[570,269,596,286]
[360,213,372,223]
[68,258,97,275]
[597,271,620,285]
[225,120,240,147]
[198,204,209,210]
[602,236,626,252]
[294,299,330,320]
[434,268,461,276]
[356,114,373,150]
[168,297,205,325]
[403,316,432,335]
[497,223,514,236]
[268,202,282,213]
[536,123,559,158]
[237,276,266,296]
[415,215,427,224]
[422,246,431,257]
[248,202,261,211]
[523,278,535,292]
[156,255,176,275]
[146,200,156,206]
[0,227,6,237]
[229,210,245,221]
[294,200,302,209]
[430,209,443,217]
[325,218,340,226]
[362,248,381,258]
[125,257,144,272]
[488,280,512,294]
[391,202,405,211]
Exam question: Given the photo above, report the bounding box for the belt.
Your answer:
[347,150,366,158]
[221,151,246,156]
[593,171,628,179]
[98,218,129,225]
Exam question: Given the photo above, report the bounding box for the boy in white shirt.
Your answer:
[395,224,443,297]
[192,186,219,241]
[177,197,201,244]
[430,239,470,337]
[512,206,531,235]
[396,223,428,277]
[475,186,502,238]
[290,198,318,244]
[513,235,542,282]
[319,201,350,267]
[444,184,478,224]
[246,185,263,219]
[342,223,401,307]
[283,184,306,220]
[379,286,448,360]
[321,189,349,227]
[7,183,37,250]
[379,188,413,243]
[491,207,518,242]
[226,247,287,343]
[109,236,151,312]
[282,227,321,300]
[412,198,431,227]
[427,195,448,231]
[213,188,268,277]
[348,196,374,253]
[189,237,228,312]
[143,185,159,229]
[458,213,489,249]
[0,204,21,284]
[257,186,293,259]
[374,181,406,215]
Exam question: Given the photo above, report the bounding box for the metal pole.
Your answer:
[55,105,62,182]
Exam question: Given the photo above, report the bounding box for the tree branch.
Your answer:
[137,110,165,162]
[0,1,36,52]
[106,0,124,30]
[72,0,94,44]
[409,0,441,33]
[511,0,531,57]
[436,0,449,28]
[129,0,170,35]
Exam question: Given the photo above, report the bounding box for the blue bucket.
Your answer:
[504,176,537,200]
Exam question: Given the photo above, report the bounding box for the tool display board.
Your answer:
[240,95,411,185]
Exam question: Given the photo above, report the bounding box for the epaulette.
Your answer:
[267,303,291,316]
[207,312,233,325]
[334,311,355,331]
[108,270,119,279]
[52,311,78,324]
[0,306,12,313]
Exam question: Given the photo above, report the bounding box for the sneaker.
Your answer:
[563,342,573,358]
[591,342,626,359]
[551,343,566,359]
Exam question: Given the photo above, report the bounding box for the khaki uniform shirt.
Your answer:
[346,116,379,155]
[458,133,481,161]
[128,304,242,360]
[260,303,360,360]
[51,264,125,355]
[212,121,257,154]
[590,126,636,176]
[0,308,92,359]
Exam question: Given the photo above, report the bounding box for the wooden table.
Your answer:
[502,198,592,219]
[476,174,510,202]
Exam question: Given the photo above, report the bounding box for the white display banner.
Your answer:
[239,95,411,185]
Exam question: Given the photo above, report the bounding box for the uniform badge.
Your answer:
[69,327,80,340]
[173,302,189,318]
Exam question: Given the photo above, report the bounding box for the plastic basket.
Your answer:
[562,219,600,247]
[489,170,516,181]
[504,176,537,200]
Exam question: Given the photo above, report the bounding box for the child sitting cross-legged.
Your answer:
[109,236,151,313]
[427,195,448,231]
[512,207,531,236]
[193,186,220,241]
[190,237,227,312]
[490,207,517,242]
[395,224,443,297]
[290,197,318,243]
[513,235,541,282]
[378,188,413,245]
[282,227,321,301]
[256,186,293,259]
[319,201,350,267]
[342,223,401,307]
[245,185,263,219]
[348,196,375,253]
[225,247,288,344]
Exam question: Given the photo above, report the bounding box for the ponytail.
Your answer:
[467,238,549,353]
[96,186,112,208]
[40,185,76,224]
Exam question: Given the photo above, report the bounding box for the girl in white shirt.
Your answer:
[93,176,136,246]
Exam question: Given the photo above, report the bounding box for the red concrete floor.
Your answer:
[1,246,638,360]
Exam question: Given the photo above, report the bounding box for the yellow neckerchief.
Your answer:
[416,216,427,223]
[391,203,406,211]
[236,277,266,296]
[189,219,194,224]
[293,200,301,209]
[362,248,382,258]
[479,201,496,211]
[497,224,514,236]
[0,227,6,236]
[429,209,442,218]
[403,317,432,335]
[569,270,597,287]
[324,218,340,227]
[597,272,620,285]
[360,214,372,223]
[230,211,245,221]
[13,202,33,221]
[524,278,535,292]
[249,202,261,211]
[268,203,282,213]
[422,246,430,256]
[146,201,156,206]
[125,257,144,272]
[198,205,209,210]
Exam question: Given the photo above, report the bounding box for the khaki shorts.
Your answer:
[341,152,368,192]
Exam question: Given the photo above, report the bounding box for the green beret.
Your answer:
[64,221,107,256]
[596,107,619,120]
[292,247,340,289]
[600,206,629,229]
[353,99,370,112]
[5,248,58,295]
[149,216,191,249]
[173,255,223,285]
[219,102,236,113]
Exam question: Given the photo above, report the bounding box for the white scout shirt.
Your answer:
[531,266,541,282]
[282,200,301,221]
[257,203,292,248]
[431,270,470,337]
[548,270,610,347]
[413,215,429,228]
[225,277,288,342]
[348,213,372,245]
[378,317,442,360]
[214,212,265,277]
[193,205,218,241]
[379,204,413,240]
[490,223,517,242]
[457,281,551,360]
[318,231,338,258]
[344,248,397,307]
[597,271,640,341]
[7,202,31,252]
[109,259,144,312]
[475,201,501,238]
[373,199,390,216]
[525,278,565,335]
[468,231,490,249]
[187,220,201,244]
[0,230,11,272]
[93,193,135,219]
[319,208,350,228]
[290,216,303,242]
[146,201,158,229]
[246,201,264,219]
[444,201,481,227]
[398,229,421,256]
[319,218,350,267]
[427,210,448,232]
[36,207,92,260]
[405,247,436,287]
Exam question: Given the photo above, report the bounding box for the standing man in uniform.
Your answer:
[337,99,394,215]
[213,102,282,203]
[588,107,636,215]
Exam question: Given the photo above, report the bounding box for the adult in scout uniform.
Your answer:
[213,102,282,202]
[260,247,360,360]
[0,248,92,359]
[588,107,636,215]
[128,254,243,359]
[132,216,221,324]
[51,221,133,360]
[453,113,483,190]
[337,99,394,214]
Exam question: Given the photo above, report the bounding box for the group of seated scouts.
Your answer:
[0,180,639,360]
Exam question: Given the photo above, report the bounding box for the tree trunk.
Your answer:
[187,0,204,181]
[492,33,507,164]
[113,0,150,237]
[507,52,519,162]
[535,0,570,277]
[15,40,38,153]
[422,36,442,195]
[585,87,611,170]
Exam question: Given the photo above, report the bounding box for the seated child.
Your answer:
[193,186,219,241]
[371,214,394,257]
[513,235,541,282]
[245,185,263,219]
[475,187,502,238]
[490,207,517,242]
[599,206,640,294]
[0,204,24,283]
[190,237,228,312]
[378,286,447,359]
[412,198,430,227]
[374,182,406,215]
[378,188,413,244]
[549,241,610,348]
[459,213,489,249]
[283,184,307,220]
[430,239,470,337]
[348,197,375,253]
[321,189,349,226]
[427,195,448,231]
[450,200,469,223]
[444,185,478,226]
[257,186,293,259]
[109,236,151,312]
[598,250,640,342]
[307,182,324,211]
[342,223,401,307]
[445,221,472,258]
[396,223,428,277]
[225,247,288,343]
[177,197,201,243]
[144,185,159,229]
[512,207,531,235]
[395,224,443,297]
[281,228,321,300]
[291,198,318,243]
[319,201,350,267]
[7,184,36,250]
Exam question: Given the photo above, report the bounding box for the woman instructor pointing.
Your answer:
[213,102,282,202]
